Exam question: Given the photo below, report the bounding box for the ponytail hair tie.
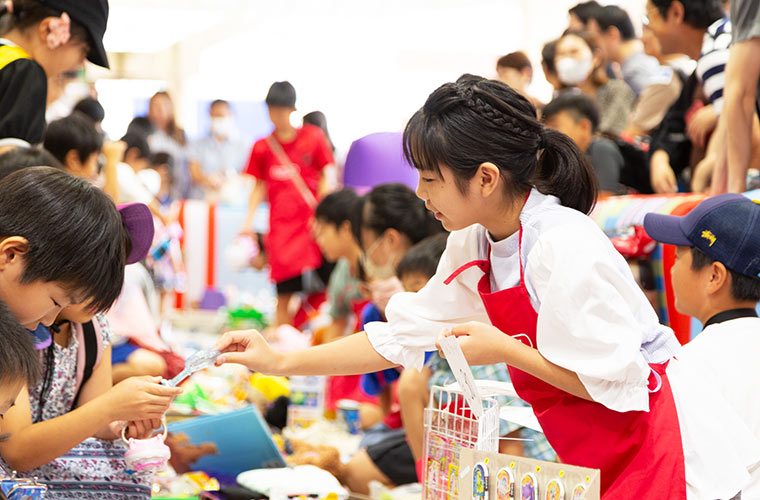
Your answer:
[538,132,549,150]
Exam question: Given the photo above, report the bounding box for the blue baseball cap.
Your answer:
[643,194,760,278]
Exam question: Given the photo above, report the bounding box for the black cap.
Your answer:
[265,81,296,108]
[42,0,110,69]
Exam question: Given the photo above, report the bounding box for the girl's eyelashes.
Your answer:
[52,298,61,308]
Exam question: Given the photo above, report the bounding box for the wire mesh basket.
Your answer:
[421,384,500,500]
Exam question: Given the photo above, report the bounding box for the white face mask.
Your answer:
[556,55,594,86]
[209,116,235,138]
[360,236,397,281]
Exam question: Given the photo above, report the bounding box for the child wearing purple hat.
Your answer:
[644,193,760,498]
[0,188,180,499]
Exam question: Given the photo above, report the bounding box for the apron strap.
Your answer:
[443,259,489,285]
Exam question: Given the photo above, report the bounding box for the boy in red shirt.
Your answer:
[242,81,335,326]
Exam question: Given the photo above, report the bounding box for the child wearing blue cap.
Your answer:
[644,193,760,499]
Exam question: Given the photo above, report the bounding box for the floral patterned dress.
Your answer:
[3,314,152,499]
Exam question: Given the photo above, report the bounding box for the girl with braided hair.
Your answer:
[213,75,719,498]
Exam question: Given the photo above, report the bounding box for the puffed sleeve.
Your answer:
[527,220,652,412]
[365,225,491,371]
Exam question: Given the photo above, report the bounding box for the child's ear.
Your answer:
[0,237,30,268]
[706,261,729,295]
[476,162,501,198]
[64,149,82,170]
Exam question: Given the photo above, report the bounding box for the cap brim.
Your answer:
[643,213,692,246]
[87,40,109,69]
[118,203,154,264]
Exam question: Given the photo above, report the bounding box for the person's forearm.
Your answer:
[102,156,120,202]
[243,182,266,229]
[277,332,396,376]
[502,341,592,401]
[725,40,760,193]
[0,401,113,471]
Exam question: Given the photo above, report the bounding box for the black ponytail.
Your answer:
[403,74,598,214]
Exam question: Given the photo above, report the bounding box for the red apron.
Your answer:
[444,226,687,499]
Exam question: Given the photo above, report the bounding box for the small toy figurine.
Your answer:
[521,473,538,500]
[545,478,564,500]
[496,467,515,500]
[472,462,488,500]
[571,484,586,500]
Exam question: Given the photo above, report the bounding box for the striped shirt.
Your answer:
[696,17,732,113]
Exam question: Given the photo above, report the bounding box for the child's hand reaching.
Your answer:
[102,376,181,422]
[213,330,284,374]
[124,418,162,440]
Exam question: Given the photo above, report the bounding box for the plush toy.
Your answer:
[285,439,343,482]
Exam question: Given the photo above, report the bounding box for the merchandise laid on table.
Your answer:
[4,1,760,497]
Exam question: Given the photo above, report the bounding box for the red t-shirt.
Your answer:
[244,125,334,283]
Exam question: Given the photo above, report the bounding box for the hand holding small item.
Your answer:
[213,330,283,375]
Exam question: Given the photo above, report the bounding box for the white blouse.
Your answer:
[365,189,681,412]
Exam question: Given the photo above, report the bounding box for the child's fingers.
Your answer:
[145,383,183,397]
[214,330,256,351]
[215,351,251,367]
[449,323,478,337]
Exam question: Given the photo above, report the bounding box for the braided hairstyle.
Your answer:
[403,74,598,214]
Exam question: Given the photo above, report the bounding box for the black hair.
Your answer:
[126,116,155,139]
[315,188,359,228]
[396,233,448,280]
[0,0,88,45]
[0,146,62,179]
[43,112,103,166]
[354,183,445,247]
[73,98,105,124]
[403,74,598,214]
[210,99,230,111]
[151,151,173,168]
[0,167,127,312]
[690,247,760,302]
[542,92,600,133]
[0,299,41,387]
[120,132,152,161]
[303,111,335,152]
[541,39,558,74]
[594,5,636,40]
[650,0,724,30]
[568,1,602,24]
[496,51,533,73]
[266,81,297,109]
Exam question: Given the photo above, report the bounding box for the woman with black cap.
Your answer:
[0,0,110,149]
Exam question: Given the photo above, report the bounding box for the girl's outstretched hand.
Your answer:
[436,321,513,366]
[213,330,283,374]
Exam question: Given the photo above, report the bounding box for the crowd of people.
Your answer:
[0,0,759,499]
